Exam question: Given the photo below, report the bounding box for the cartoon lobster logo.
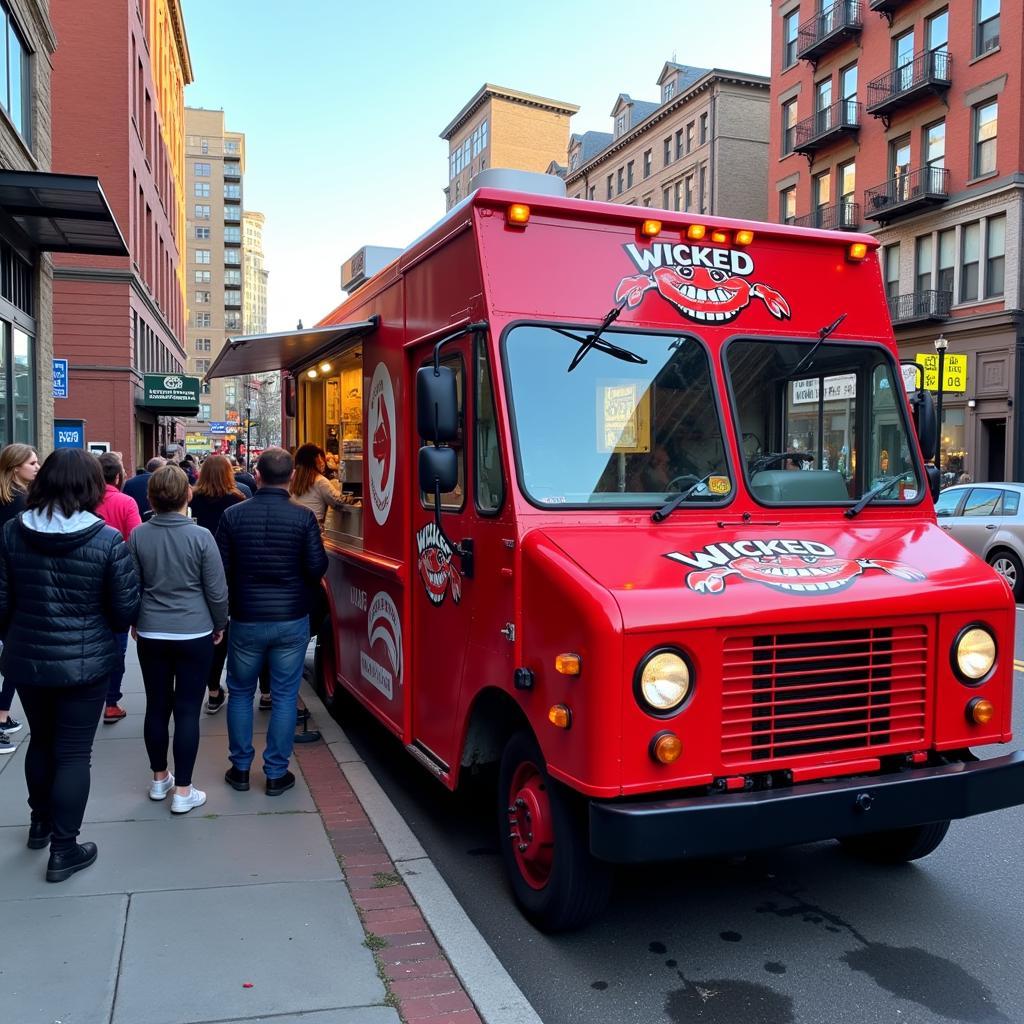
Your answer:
[372,393,392,492]
[416,523,462,606]
[685,554,925,595]
[616,265,790,324]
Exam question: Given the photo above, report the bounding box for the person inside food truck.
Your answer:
[670,417,726,479]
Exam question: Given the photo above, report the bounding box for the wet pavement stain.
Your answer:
[665,958,678,968]
[764,962,787,975]
[720,931,743,942]
[664,977,795,1024]
[591,980,609,991]
[649,940,668,954]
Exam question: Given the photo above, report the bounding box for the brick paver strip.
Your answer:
[294,734,481,1024]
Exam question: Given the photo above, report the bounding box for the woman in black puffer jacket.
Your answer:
[0,448,140,883]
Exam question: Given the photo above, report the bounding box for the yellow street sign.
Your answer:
[915,352,967,393]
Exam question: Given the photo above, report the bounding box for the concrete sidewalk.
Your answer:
[0,643,401,1024]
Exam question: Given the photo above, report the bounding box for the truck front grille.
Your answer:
[721,625,928,766]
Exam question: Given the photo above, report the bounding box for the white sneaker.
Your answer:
[149,773,174,800]
[171,786,207,814]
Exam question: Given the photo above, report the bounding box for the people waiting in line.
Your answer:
[95,453,142,724]
[129,465,228,815]
[290,442,351,529]
[0,448,140,882]
[0,443,39,755]
[123,456,166,519]
[216,447,327,796]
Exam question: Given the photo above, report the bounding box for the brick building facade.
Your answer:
[767,0,1022,481]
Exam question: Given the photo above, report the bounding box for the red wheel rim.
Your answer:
[507,760,555,890]
[321,633,336,700]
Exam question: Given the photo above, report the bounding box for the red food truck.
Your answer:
[207,169,1024,931]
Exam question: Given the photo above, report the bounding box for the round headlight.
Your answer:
[955,627,996,682]
[638,651,691,713]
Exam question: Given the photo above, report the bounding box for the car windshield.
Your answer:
[725,337,922,506]
[503,325,731,507]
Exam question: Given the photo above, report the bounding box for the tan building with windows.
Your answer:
[441,84,579,209]
[242,210,267,335]
[561,64,770,221]
[183,107,245,449]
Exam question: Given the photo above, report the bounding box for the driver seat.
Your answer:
[750,470,849,502]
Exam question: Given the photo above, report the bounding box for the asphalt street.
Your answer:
[335,608,1024,1024]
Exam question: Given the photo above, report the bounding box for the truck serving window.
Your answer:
[503,325,731,508]
[725,338,921,506]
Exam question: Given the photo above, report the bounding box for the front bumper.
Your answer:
[590,751,1024,863]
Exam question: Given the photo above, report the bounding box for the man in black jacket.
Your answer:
[216,447,327,795]
[123,456,165,519]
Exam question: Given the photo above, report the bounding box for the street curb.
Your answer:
[299,680,544,1024]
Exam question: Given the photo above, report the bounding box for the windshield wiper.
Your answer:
[557,299,648,372]
[790,312,848,379]
[844,470,916,519]
[750,451,815,473]
[652,472,720,523]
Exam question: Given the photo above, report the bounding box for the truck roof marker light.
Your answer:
[640,219,662,237]
[506,203,531,227]
[710,230,729,244]
[650,732,682,764]
[967,697,995,726]
[555,653,581,676]
[548,704,572,729]
[319,362,332,373]
[847,242,869,262]
[306,369,318,379]
[687,224,706,240]
[735,229,755,246]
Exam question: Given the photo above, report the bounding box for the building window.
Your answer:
[194,290,210,304]
[480,119,488,149]
[643,149,652,178]
[894,30,915,91]
[985,214,1005,298]
[224,226,241,243]
[663,136,671,165]
[195,338,211,352]
[193,162,210,176]
[224,140,238,154]
[663,79,676,102]
[684,175,693,211]
[960,222,980,302]
[675,129,684,160]
[780,185,796,224]
[686,122,694,153]
[615,113,626,136]
[225,313,241,330]
[224,383,236,406]
[200,137,209,154]
[195,312,212,327]
[812,169,831,223]
[224,288,241,306]
[194,270,210,284]
[224,183,241,199]
[662,187,671,209]
[840,62,858,115]
[838,160,856,226]
[224,160,240,176]
[195,249,210,264]
[195,358,210,374]
[617,167,624,194]
[199,403,211,421]
[927,8,948,53]
[783,7,799,68]
[938,228,955,296]
[673,181,682,212]
[924,119,945,170]
[976,0,1000,56]
[224,205,241,222]
[781,99,797,155]
[588,186,595,200]
[0,6,30,142]
[194,182,210,197]
[698,165,707,214]
[884,244,900,301]
[626,160,634,188]
[195,226,210,240]
[915,235,933,292]
[225,269,241,285]
[699,112,708,145]
[225,250,241,265]
[194,204,210,219]
[815,76,833,129]
[973,100,997,177]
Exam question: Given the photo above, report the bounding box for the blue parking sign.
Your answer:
[53,358,68,399]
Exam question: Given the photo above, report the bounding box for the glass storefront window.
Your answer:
[0,320,7,446]
[12,326,32,443]
[940,407,966,486]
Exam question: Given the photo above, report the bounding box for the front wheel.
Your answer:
[838,820,950,864]
[497,731,611,932]
[312,617,337,709]
[987,549,1024,602]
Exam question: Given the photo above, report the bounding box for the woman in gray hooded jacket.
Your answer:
[129,465,228,815]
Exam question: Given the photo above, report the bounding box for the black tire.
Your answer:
[987,548,1024,602]
[312,617,337,710]
[497,731,611,932]
[838,820,950,864]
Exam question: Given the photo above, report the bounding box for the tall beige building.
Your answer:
[560,64,770,222]
[242,210,267,334]
[441,84,579,209]
[183,107,245,449]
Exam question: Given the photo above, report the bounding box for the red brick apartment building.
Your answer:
[768,0,1022,481]
[50,0,192,464]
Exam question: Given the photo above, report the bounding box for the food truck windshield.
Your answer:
[502,325,922,511]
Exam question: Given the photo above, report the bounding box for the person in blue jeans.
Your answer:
[215,447,328,795]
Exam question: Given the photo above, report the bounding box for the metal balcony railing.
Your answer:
[887,289,952,325]
[867,51,952,118]
[793,100,861,155]
[865,166,950,223]
[793,202,861,231]
[797,1,863,63]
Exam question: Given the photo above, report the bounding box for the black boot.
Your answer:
[46,842,98,883]
[27,821,52,850]
[224,766,250,791]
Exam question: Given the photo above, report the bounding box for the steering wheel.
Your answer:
[666,474,700,492]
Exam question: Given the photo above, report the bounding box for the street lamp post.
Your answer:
[934,334,948,477]
[246,404,252,472]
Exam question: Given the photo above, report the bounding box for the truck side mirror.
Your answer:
[925,464,941,501]
[910,386,937,463]
[417,366,459,443]
[418,444,458,495]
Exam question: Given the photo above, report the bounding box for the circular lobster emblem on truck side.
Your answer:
[368,362,396,525]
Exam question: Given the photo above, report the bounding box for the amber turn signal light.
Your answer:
[506,203,530,226]
[686,224,706,240]
[710,230,729,244]
[967,697,995,726]
[641,219,662,237]
[555,653,581,676]
[650,731,682,764]
[548,704,572,729]
[735,229,755,245]
[847,242,869,261]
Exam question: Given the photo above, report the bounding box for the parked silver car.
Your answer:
[935,482,1024,600]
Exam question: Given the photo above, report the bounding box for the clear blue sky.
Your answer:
[181,0,771,332]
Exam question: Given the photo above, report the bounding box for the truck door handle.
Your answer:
[986,524,997,530]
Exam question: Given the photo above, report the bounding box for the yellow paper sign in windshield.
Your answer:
[707,475,731,495]
[597,382,651,454]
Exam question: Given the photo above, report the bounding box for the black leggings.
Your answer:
[17,678,107,852]
[138,635,215,787]
[208,622,270,695]
[0,669,16,714]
